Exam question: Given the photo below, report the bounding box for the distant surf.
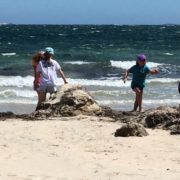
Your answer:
[0,76,179,88]
[1,52,16,56]
[63,61,94,65]
[110,60,161,69]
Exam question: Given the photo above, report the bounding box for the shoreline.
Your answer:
[0,101,180,116]
[0,103,36,114]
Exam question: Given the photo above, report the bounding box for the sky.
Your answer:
[0,0,180,25]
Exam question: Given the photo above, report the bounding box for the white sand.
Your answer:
[0,116,180,180]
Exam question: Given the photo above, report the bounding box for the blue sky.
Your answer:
[0,0,180,24]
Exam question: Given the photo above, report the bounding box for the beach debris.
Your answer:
[142,106,180,135]
[114,123,148,137]
[169,122,180,135]
[0,112,15,120]
[144,106,180,128]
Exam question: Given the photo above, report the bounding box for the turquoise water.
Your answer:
[0,25,180,113]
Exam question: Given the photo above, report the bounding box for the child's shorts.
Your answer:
[37,85,57,94]
[131,83,144,91]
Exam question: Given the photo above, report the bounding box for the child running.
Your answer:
[124,54,159,112]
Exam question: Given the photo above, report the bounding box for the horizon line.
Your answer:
[1,23,180,26]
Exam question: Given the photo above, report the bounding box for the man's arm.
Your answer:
[58,68,68,84]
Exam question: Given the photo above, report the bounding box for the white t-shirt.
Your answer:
[37,59,61,86]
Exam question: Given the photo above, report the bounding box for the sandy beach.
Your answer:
[0,116,180,180]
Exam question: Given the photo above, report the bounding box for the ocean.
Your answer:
[0,24,180,114]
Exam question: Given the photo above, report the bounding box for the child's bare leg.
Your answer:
[133,95,138,111]
[132,88,140,111]
[137,90,143,112]
[133,88,144,112]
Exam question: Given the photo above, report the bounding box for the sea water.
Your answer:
[0,25,180,114]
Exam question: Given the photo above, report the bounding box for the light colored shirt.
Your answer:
[37,59,61,86]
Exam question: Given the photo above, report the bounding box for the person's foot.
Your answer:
[139,108,144,113]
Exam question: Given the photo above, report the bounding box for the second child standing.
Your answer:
[124,54,159,112]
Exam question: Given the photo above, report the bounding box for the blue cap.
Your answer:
[137,54,146,61]
[45,47,54,55]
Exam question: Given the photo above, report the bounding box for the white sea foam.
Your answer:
[1,52,16,56]
[0,23,8,26]
[110,60,161,69]
[0,76,179,88]
[0,96,179,107]
[160,26,166,29]
[0,77,128,88]
[58,34,66,36]
[63,61,94,65]
[98,99,180,106]
[64,78,180,87]
[0,89,36,98]
[0,99,36,105]
[108,44,114,47]
[73,28,78,31]
[164,53,174,56]
[91,90,131,96]
[147,78,180,83]
[0,76,179,108]
[66,78,131,87]
[97,100,133,105]
[143,99,180,104]
[0,76,33,87]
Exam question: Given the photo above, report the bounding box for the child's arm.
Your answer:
[123,69,130,83]
[149,68,159,75]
